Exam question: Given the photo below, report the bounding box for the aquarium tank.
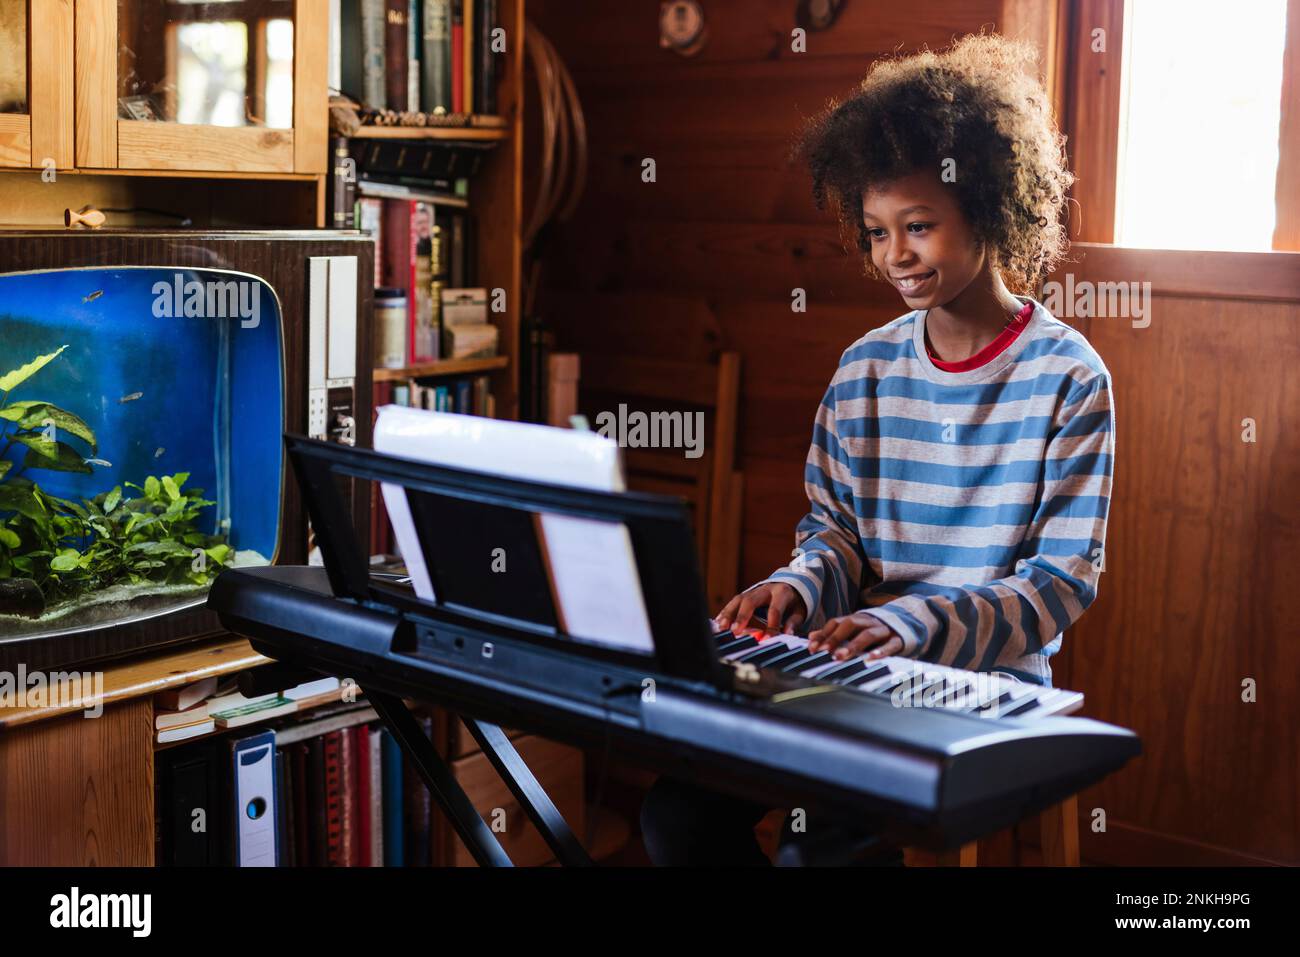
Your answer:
[0,266,283,639]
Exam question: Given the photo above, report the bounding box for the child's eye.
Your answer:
[866,227,886,241]
[907,222,931,233]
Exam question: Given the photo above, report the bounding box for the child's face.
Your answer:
[861,170,986,311]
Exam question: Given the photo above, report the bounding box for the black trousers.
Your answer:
[639,775,905,867]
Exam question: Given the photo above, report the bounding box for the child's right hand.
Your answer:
[714,583,807,634]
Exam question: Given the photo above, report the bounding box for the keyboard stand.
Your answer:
[364,687,593,867]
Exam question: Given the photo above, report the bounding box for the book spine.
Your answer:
[450,210,465,288]
[430,223,445,359]
[421,0,452,114]
[451,2,464,113]
[381,730,405,866]
[477,0,497,114]
[275,748,294,867]
[462,0,474,115]
[292,743,311,867]
[353,724,371,866]
[307,735,329,866]
[361,0,388,109]
[407,0,420,112]
[385,0,409,111]
[368,727,384,866]
[324,731,344,866]
[338,727,355,866]
[339,0,363,102]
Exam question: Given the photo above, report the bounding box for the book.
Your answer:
[385,0,408,111]
[206,688,276,714]
[156,718,215,744]
[476,0,498,115]
[284,676,342,701]
[421,0,453,115]
[368,726,384,866]
[407,0,421,111]
[276,747,293,867]
[212,695,297,729]
[157,742,222,866]
[155,676,218,712]
[381,729,405,865]
[307,735,328,866]
[353,723,371,866]
[462,0,474,116]
[324,731,344,865]
[338,727,355,866]
[361,0,388,108]
[451,2,465,114]
[358,197,384,285]
[291,743,311,867]
[156,701,210,730]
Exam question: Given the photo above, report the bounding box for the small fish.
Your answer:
[83,290,103,304]
[84,457,112,468]
[154,447,165,458]
[118,392,143,404]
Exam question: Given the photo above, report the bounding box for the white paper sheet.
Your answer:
[372,408,655,654]
[536,513,655,654]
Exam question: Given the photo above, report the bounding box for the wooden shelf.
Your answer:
[348,125,509,142]
[374,355,508,381]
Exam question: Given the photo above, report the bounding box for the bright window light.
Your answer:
[1114,0,1288,251]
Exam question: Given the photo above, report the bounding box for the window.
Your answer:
[1113,0,1289,251]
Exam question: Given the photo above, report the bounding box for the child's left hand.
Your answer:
[808,613,903,661]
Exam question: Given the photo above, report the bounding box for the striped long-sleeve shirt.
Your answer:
[762,297,1115,686]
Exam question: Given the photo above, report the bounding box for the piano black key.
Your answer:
[844,663,894,687]
[717,635,759,656]
[1003,697,1042,717]
[783,651,833,674]
[712,630,736,647]
[732,643,793,666]
[772,649,819,672]
[762,648,813,671]
[814,660,873,683]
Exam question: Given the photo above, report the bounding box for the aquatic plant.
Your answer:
[0,347,232,617]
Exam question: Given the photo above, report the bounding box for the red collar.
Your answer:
[926,300,1034,373]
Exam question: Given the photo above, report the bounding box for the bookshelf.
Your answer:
[374,355,509,382]
[0,0,536,866]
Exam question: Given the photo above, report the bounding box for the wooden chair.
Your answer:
[550,351,744,613]
[928,795,1080,866]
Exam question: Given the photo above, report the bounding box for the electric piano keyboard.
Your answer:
[714,627,1083,720]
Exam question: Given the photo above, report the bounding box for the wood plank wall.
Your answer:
[528,0,1004,589]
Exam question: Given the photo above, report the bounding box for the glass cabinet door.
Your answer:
[75,0,326,174]
[0,0,75,170]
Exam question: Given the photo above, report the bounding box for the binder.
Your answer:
[232,730,279,867]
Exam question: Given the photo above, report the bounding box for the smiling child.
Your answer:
[644,33,1115,866]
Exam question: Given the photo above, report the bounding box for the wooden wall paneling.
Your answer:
[1048,246,1300,864]
[999,0,1068,121]
[29,0,74,169]
[293,0,328,173]
[74,0,117,168]
[1274,0,1300,250]
[0,698,155,865]
[1060,0,1124,243]
[477,0,523,419]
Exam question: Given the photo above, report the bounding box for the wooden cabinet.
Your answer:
[74,0,327,173]
[0,0,325,175]
[0,0,74,170]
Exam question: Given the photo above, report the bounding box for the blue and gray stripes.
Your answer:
[762,298,1114,686]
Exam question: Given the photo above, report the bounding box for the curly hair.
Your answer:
[792,33,1074,295]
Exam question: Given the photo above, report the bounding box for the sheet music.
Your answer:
[536,513,655,654]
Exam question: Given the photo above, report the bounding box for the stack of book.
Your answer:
[156,702,446,867]
[335,0,500,116]
[154,677,345,744]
